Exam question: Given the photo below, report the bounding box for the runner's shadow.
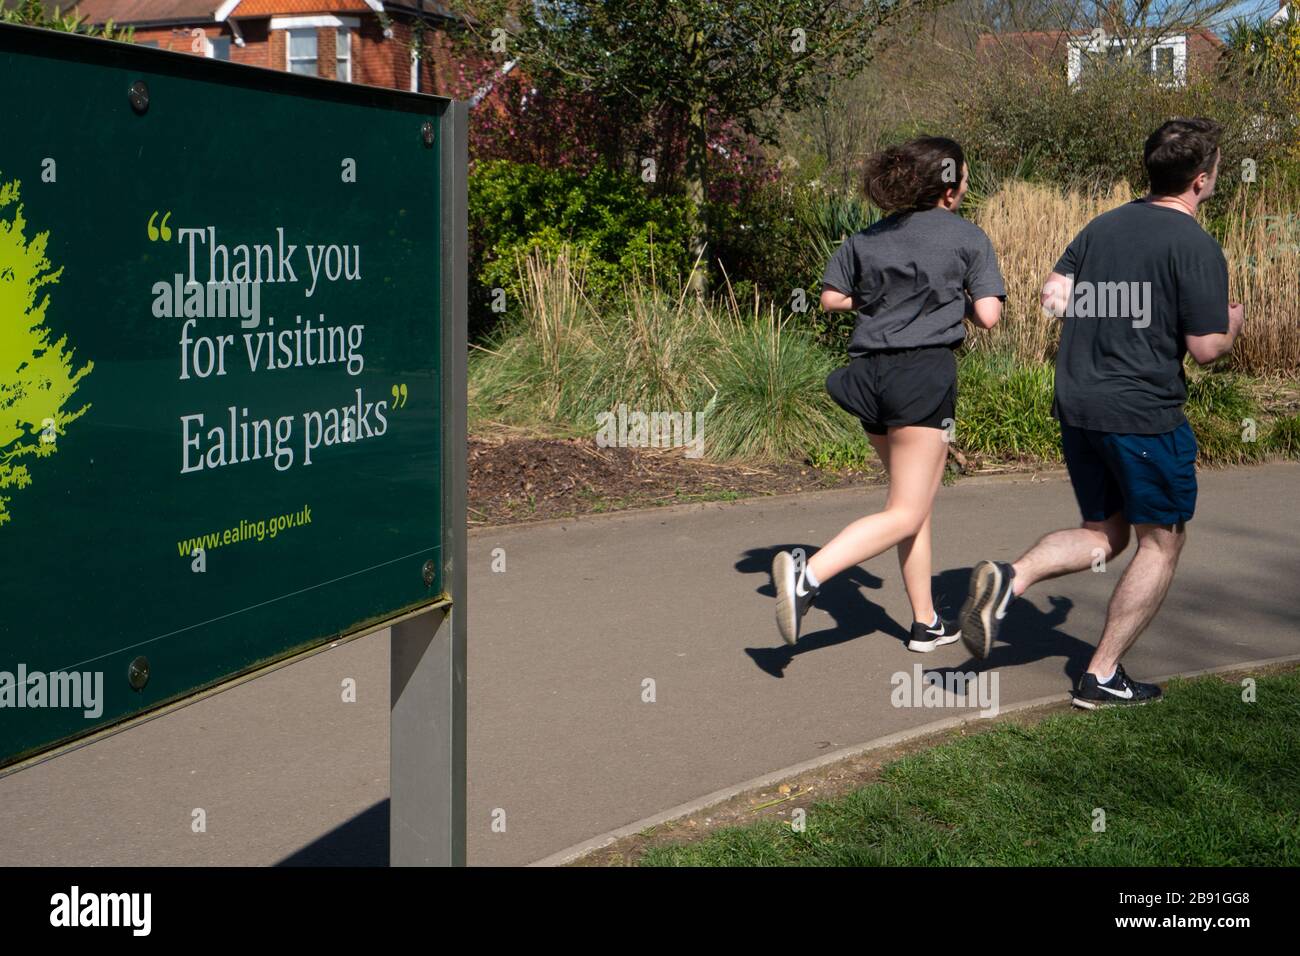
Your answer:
[738,545,911,679]
[927,567,1094,684]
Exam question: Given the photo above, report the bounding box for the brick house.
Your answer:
[69,0,466,93]
[976,26,1226,87]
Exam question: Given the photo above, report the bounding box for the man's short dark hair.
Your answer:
[1143,118,1222,195]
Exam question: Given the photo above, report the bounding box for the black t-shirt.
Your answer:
[1052,200,1229,434]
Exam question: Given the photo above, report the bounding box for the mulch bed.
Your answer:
[468,436,883,527]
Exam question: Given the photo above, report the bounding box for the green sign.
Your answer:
[0,25,462,769]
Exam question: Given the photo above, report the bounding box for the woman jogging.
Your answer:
[772,136,1005,651]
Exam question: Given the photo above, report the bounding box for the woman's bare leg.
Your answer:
[898,511,937,623]
[806,426,948,585]
[867,431,937,623]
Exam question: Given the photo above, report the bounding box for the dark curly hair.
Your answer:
[863,137,966,213]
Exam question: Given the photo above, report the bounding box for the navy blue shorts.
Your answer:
[1059,421,1198,526]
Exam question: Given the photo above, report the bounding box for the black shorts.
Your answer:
[826,346,957,436]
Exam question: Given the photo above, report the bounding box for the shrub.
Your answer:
[1265,415,1300,457]
[955,352,1061,461]
[1,0,132,38]
[1183,368,1267,465]
[703,296,856,462]
[952,59,1298,216]
[467,160,693,337]
[703,177,804,305]
[470,246,859,463]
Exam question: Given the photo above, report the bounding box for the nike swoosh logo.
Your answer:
[1098,684,1134,699]
[994,578,1014,620]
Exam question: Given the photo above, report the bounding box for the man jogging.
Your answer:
[959,117,1244,708]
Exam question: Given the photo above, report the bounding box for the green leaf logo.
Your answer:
[0,175,93,527]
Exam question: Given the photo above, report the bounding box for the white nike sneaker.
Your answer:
[772,550,818,646]
[907,616,961,652]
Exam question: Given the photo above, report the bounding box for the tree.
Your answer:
[0,177,93,528]
[450,0,934,290]
[1225,13,1300,103]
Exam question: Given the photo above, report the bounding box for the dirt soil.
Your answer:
[466,434,1041,527]
[468,435,884,527]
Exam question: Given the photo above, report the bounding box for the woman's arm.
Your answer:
[966,293,1003,329]
[821,285,855,312]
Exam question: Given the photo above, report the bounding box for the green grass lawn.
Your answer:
[640,669,1300,866]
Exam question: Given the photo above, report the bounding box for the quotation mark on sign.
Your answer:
[390,383,409,408]
[147,210,173,242]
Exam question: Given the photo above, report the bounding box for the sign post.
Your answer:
[0,24,467,866]
[390,99,467,868]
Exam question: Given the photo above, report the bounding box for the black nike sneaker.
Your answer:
[907,616,961,653]
[960,560,1016,659]
[772,550,818,645]
[1071,665,1163,709]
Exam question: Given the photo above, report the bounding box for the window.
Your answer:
[1068,34,1186,86]
[287,29,318,75]
[336,27,351,81]
[211,37,232,61]
[1076,39,1127,81]
[1149,45,1175,81]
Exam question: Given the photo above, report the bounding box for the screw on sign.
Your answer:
[127,656,150,691]
[129,80,149,114]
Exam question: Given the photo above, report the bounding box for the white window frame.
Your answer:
[336,26,352,82]
[274,15,362,76]
[208,35,233,60]
[285,28,318,75]
[271,15,360,29]
[1067,34,1187,87]
[1147,37,1186,85]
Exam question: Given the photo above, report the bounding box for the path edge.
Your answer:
[527,651,1300,867]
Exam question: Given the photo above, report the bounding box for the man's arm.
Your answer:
[1041,271,1073,318]
[1185,303,1244,365]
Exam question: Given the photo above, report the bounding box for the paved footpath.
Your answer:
[1,463,1296,866]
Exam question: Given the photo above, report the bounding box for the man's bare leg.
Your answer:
[961,512,1130,659]
[1011,512,1131,597]
[1088,522,1186,677]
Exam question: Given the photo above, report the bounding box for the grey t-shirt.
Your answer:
[822,206,1005,355]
